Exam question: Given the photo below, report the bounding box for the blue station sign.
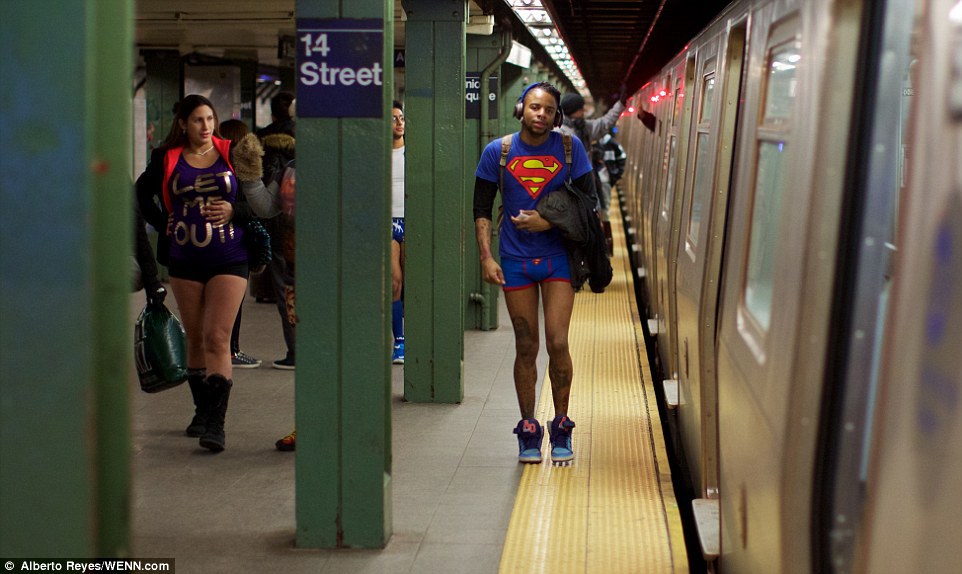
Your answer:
[296,19,384,118]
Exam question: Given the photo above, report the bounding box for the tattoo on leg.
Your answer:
[511,316,532,339]
[548,360,572,414]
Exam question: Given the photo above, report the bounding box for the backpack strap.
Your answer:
[498,134,512,193]
[562,133,573,173]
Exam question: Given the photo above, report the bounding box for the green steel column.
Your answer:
[1,0,132,557]
[401,0,467,403]
[237,59,257,130]
[294,0,393,549]
[465,33,506,331]
[91,0,134,556]
[142,50,182,159]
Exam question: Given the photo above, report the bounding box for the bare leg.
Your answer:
[169,278,207,370]
[201,275,248,377]
[391,240,403,302]
[504,286,541,419]
[541,281,575,416]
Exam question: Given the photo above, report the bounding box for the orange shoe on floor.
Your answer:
[275,429,296,451]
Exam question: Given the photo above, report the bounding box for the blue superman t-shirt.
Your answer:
[476,131,592,260]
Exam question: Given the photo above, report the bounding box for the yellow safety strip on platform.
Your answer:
[499,195,688,574]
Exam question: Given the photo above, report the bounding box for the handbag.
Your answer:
[244,218,273,274]
[134,301,188,393]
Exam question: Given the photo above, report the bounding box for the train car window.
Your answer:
[743,38,800,332]
[688,133,712,247]
[663,136,678,221]
[744,142,787,331]
[762,42,801,124]
[700,69,716,123]
[672,77,684,126]
[688,63,717,249]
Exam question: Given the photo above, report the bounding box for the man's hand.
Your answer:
[510,209,552,232]
[481,257,505,285]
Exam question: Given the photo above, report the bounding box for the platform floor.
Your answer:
[130,281,545,574]
[129,198,684,573]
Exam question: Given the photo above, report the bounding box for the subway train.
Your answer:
[615,0,962,571]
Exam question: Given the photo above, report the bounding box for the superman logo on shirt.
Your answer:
[507,155,563,199]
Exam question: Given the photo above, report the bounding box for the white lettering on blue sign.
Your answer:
[300,61,384,87]
[296,19,384,118]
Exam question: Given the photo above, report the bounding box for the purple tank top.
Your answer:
[167,154,247,266]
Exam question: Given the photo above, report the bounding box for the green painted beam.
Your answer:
[295,0,393,549]
[142,50,182,163]
[464,34,503,332]
[1,0,131,556]
[401,0,467,403]
[90,0,134,556]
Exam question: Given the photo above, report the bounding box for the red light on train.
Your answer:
[659,90,667,97]
[628,106,635,113]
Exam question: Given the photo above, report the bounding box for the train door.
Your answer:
[692,20,749,565]
[654,63,689,374]
[806,0,915,571]
[664,58,698,389]
[645,73,674,337]
[675,44,720,495]
[859,1,962,571]
[715,7,810,571]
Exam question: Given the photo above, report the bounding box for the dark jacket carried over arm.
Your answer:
[535,172,612,292]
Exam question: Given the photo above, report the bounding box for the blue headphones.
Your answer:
[513,82,564,127]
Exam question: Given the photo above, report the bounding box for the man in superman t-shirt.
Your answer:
[473,82,595,465]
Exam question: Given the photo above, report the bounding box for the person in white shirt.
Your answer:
[390,101,406,364]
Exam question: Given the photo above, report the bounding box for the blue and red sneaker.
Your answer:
[549,415,576,463]
[513,418,544,463]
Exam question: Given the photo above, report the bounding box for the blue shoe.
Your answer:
[549,415,576,463]
[392,339,405,365]
[513,418,544,463]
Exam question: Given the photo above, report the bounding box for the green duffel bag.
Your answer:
[134,302,188,393]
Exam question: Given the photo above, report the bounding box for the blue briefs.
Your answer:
[392,217,405,243]
[502,254,571,291]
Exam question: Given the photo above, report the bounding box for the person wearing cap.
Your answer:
[558,90,626,153]
[560,91,625,252]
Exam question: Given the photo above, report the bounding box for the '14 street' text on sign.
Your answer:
[296,19,384,118]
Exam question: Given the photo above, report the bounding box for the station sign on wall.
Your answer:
[465,74,498,119]
[296,19,384,118]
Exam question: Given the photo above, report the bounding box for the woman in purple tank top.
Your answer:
[142,94,254,452]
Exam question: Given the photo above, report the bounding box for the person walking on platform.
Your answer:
[135,94,254,452]
[599,127,627,187]
[256,92,297,371]
[473,82,596,464]
[559,91,624,252]
[390,100,406,364]
[558,90,625,154]
[219,119,261,369]
[234,143,298,451]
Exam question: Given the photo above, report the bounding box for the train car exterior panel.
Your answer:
[862,1,962,571]
[621,0,878,570]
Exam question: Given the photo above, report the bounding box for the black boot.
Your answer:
[185,369,208,437]
[199,374,232,452]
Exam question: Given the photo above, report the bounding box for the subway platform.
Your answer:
[128,198,685,573]
[129,284,540,573]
